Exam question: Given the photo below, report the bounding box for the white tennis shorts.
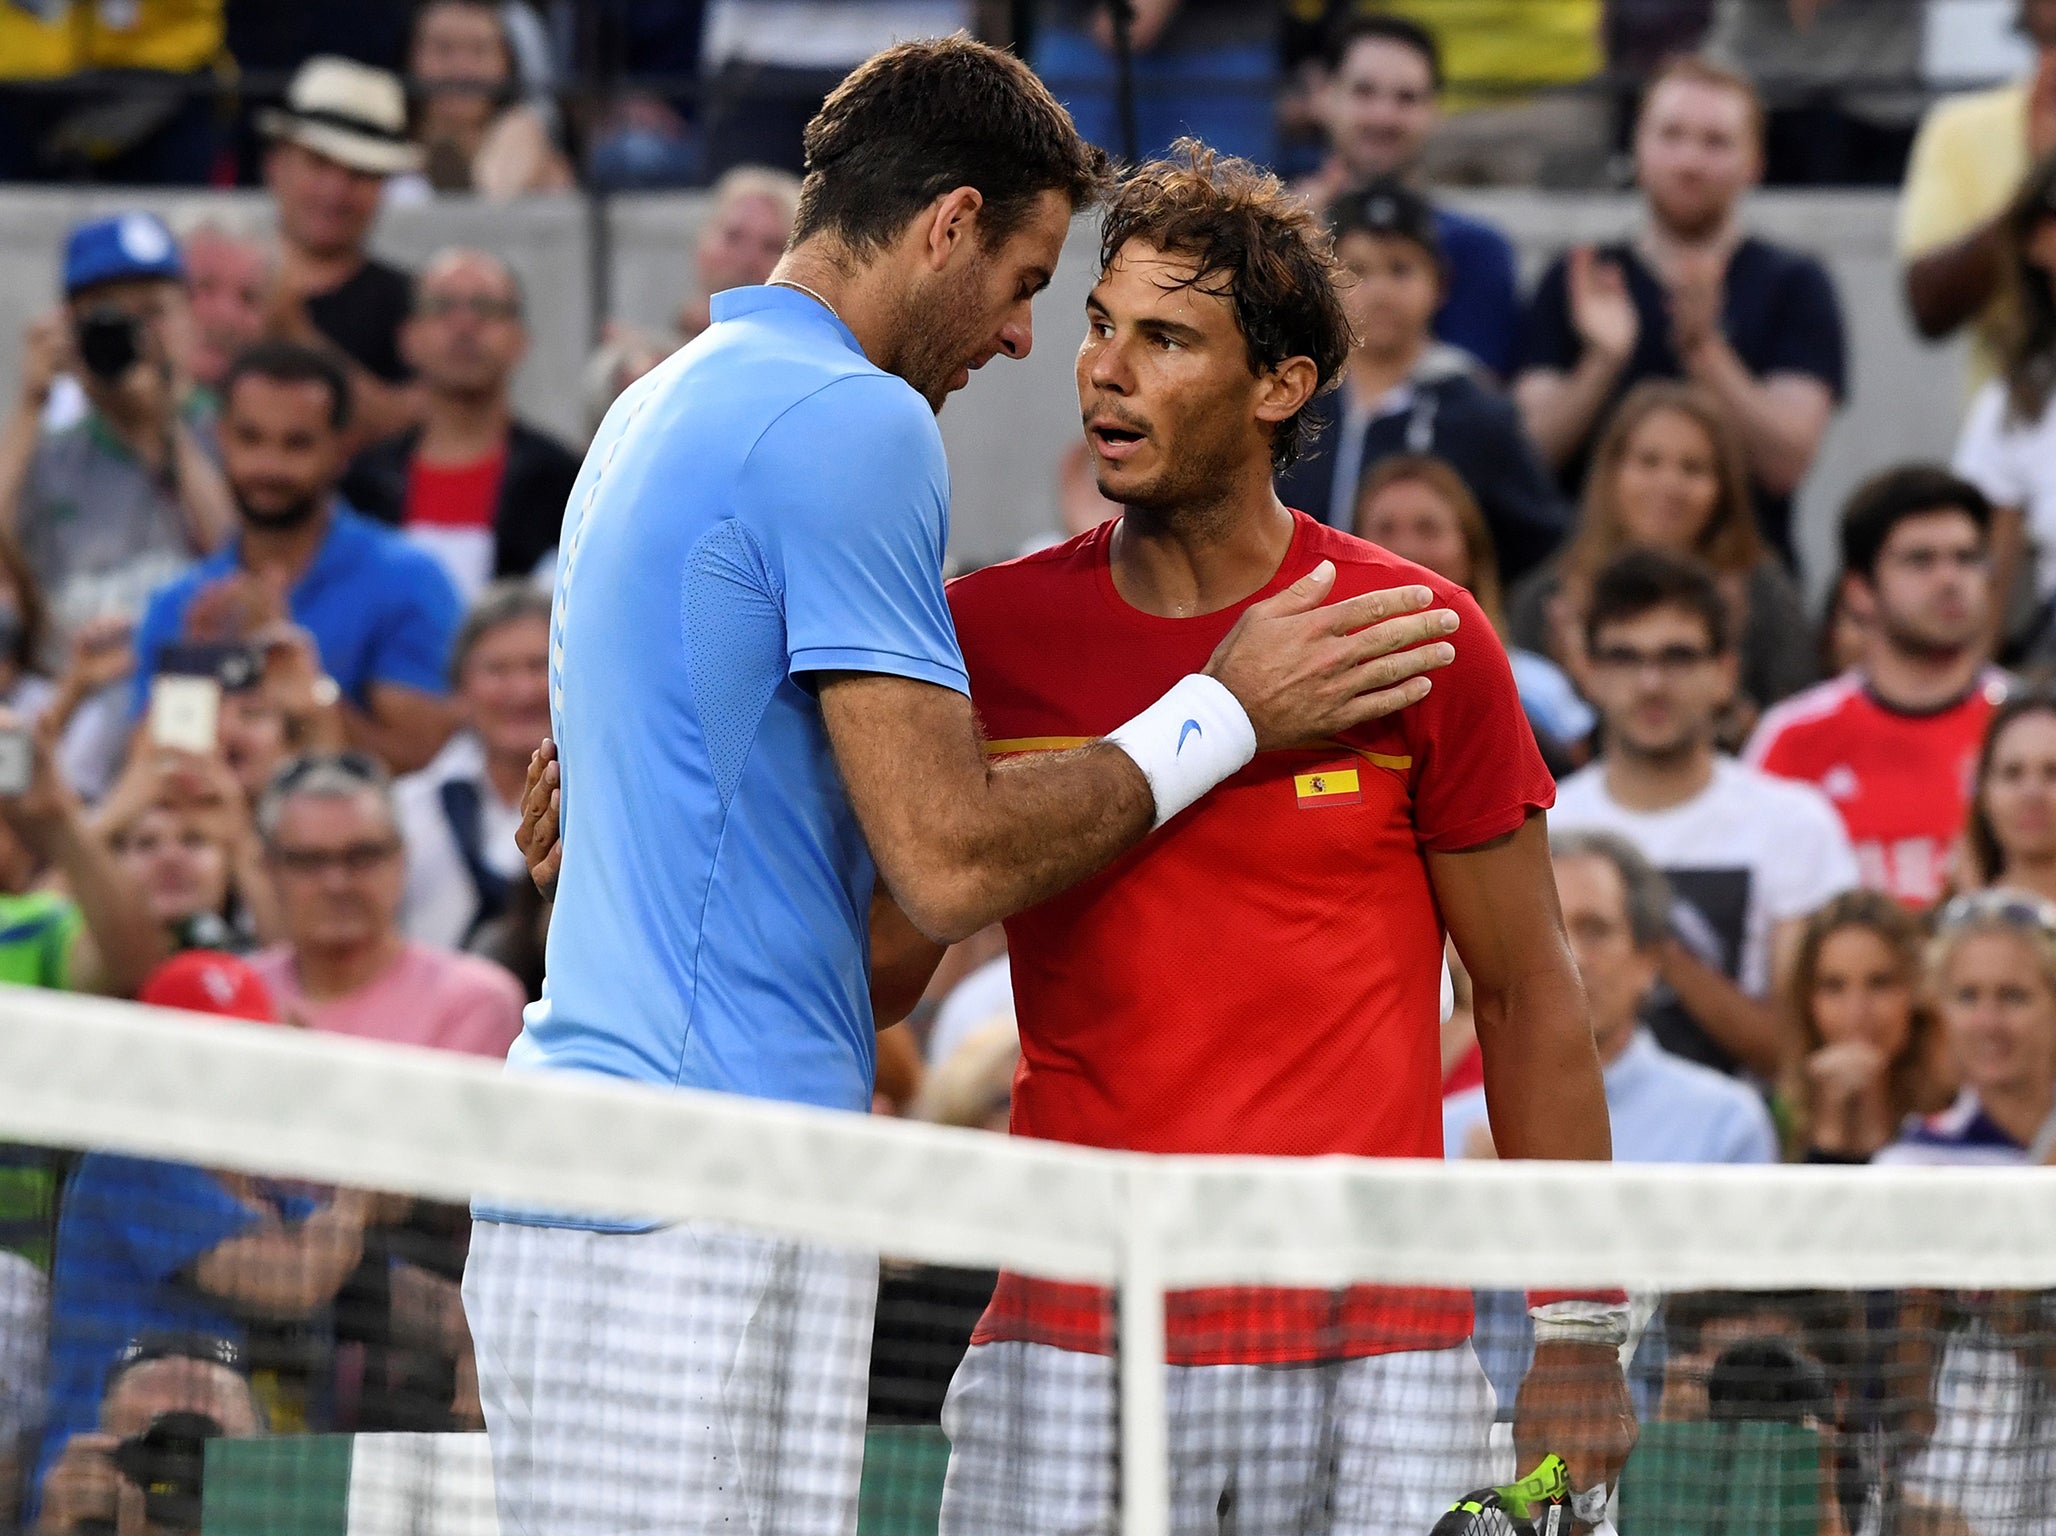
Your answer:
[937,1338,1503,1536]
[463,1219,878,1536]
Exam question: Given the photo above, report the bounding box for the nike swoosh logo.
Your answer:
[1177,719,1202,754]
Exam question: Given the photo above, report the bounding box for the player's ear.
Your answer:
[918,187,985,274]
[1252,355,1319,428]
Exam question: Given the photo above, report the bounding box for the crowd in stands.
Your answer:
[9,2,2056,1533]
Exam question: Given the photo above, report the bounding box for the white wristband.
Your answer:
[1530,1299,1632,1347]
[1106,673,1257,830]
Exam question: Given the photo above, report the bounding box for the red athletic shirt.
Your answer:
[947,511,1555,1364]
[405,448,505,529]
[1746,669,2008,906]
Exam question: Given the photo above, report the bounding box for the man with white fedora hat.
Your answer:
[259,56,428,449]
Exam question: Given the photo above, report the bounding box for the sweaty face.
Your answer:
[899,190,1070,412]
[1635,79,1759,243]
[1325,37,1437,181]
[266,142,385,261]
[1810,924,1915,1060]
[1984,711,2056,873]
[461,615,551,763]
[1861,510,1989,659]
[221,375,344,531]
[1335,230,1439,358]
[1611,408,1724,553]
[1077,241,1275,513]
[1554,853,1660,1059]
[404,252,526,396]
[698,193,792,295]
[269,791,405,956]
[1938,930,2056,1103]
[183,234,271,391]
[1585,603,1733,762]
[1355,478,1470,586]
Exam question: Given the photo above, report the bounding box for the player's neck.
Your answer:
[768,243,899,374]
[1108,483,1297,619]
[1602,737,1715,812]
[1862,639,1983,715]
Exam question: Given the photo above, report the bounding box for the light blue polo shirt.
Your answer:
[509,285,966,1124]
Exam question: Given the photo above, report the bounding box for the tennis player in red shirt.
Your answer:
[515,149,1633,1535]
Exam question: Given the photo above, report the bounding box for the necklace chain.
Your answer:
[769,278,841,323]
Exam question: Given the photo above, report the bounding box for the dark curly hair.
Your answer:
[1097,140,1353,470]
[794,36,1109,257]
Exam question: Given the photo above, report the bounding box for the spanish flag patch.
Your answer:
[1293,767,1362,808]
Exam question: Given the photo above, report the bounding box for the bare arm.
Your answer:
[1516,358,1627,475]
[822,567,1459,944]
[1433,814,1609,1162]
[870,891,946,1027]
[1904,218,2007,341]
[169,415,235,552]
[189,1190,374,1319]
[1683,345,1835,497]
[1656,940,1792,1078]
[344,684,460,775]
[0,312,67,540]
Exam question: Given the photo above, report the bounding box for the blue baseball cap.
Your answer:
[63,212,184,296]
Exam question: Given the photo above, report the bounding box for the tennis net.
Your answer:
[0,983,2053,1535]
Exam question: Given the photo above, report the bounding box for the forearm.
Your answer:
[1683,343,1826,495]
[1517,355,1624,471]
[1657,940,1789,1077]
[0,402,39,539]
[869,891,946,1027]
[170,420,235,551]
[32,807,166,996]
[194,1196,371,1318]
[1904,223,2005,340]
[889,741,1153,944]
[1475,959,1611,1163]
[344,372,426,452]
[339,697,456,775]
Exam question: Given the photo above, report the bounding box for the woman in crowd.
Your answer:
[1354,454,1592,765]
[406,0,572,199]
[94,746,278,954]
[1780,890,1949,1164]
[1964,691,2056,906]
[1953,152,2056,660]
[1880,892,2056,1164]
[1508,380,1815,740]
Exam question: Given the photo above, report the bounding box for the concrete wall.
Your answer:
[0,186,1967,599]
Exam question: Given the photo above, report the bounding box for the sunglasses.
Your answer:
[268,751,386,796]
[1936,888,2056,938]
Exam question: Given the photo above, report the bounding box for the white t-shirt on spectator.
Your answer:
[1956,378,2056,598]
[396,732,526,953]
[1552,756,1860,997]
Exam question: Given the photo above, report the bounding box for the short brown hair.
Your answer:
[1098,140,1352,471]
[1354,455,1505,635]
[1638,54,1765,146]
[793,36,1108,256]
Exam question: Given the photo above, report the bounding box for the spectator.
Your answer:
[578,324,672,442]
[36,1337,265,1536]
[698,1,972,178]
[1510,381,1815,738]
[406,0,573,199]
[0,214,234,659]
[1275,182,1564,578]
[914,1019,1019,1132]
[0,1248,41,1528]
[1781,890,1949,1165]
[1899,0,2056,372]
[1953,153,2056,652]
[1515,56,1846,563]
[1023,0,1277,166]
[1705,0,1923,187]
[1749,467,2010,906]
[251,754,524,1057]
[258,57,426,449]
[130,343,462,777]
[1880,890,2056,1164]
[1966,692,2056,906]
[395,583,549,953]
[1352,455,1593,761]
[0,1,224,185]
[1380,0,1610,187]
[177,221,273,416]
[1296,14,1521,375]
[1552,550,1859,1078]
[96,747,279,955]
[1444,828,1778,1163]
[676,166,801,343]
[340,251,578,600]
